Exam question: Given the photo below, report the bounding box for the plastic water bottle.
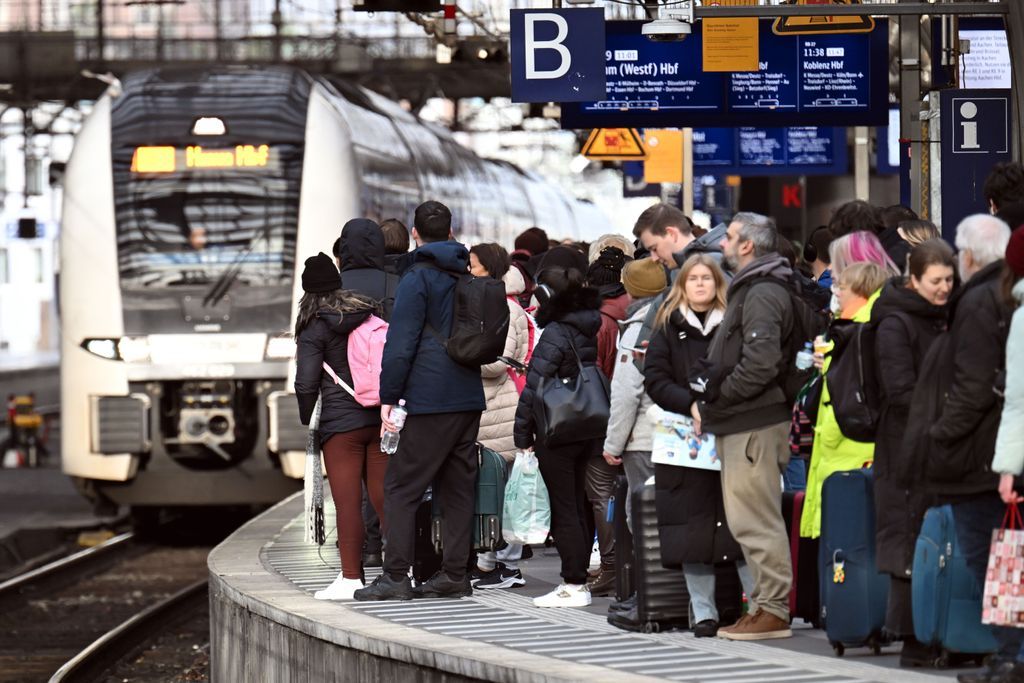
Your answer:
[380,400,407,455]
[795,342,815,371]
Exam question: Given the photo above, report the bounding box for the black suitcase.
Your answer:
[610,476,634,602]
[608,480,742,633]
[782,490,821,627]
[413,492,442,584]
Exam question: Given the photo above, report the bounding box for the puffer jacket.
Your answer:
[801,288,880,539]
[478,267,532,460]
[513,286,603,449]
[597,291,630,379]
[338,218,401,320]
[603,298,656,456]
[294,304,380,439]
[643,304,742,567]
[378,240,485,415]
[992,278,1024,477]
[927,260,1012,496]
[871,279,947,576]
[697,254,795,436]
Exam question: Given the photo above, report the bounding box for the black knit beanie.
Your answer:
[586,246,627,287]
[301,252,340,293]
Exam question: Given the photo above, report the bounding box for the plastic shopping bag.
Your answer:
[502,450,551,545]
[982,503,1024,628]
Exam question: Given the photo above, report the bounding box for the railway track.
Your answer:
[0,532,210,683]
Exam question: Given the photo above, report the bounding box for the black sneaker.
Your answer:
[353,573,413,601]
[469,566,491,587]
[411,572,472,599]
[958,662,1018,683]
[608,594,636,613]
[474,563,525,590]
[693,619,719,638]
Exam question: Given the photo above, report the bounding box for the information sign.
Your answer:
[561,19,888,129]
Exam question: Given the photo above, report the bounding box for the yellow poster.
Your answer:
[702,0,759,72]
[643,130,684,184]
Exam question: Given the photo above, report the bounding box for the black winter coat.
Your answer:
[870,279,947,577]
[294,306,380,439]
[513,287,603,449]
[927,261,1013,496]
[643,308,743,567]
[339,219,401,321]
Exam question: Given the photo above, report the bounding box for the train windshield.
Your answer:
[114,143,301,289]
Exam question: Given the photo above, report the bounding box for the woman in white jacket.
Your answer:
[469,243,534,589]
[601,258,667,529]
[993,227,1024,505]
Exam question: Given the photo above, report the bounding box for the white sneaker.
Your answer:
[314,575,364,600]
[533,583,591,608]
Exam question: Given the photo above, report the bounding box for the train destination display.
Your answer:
[693,126,846,175]
[561,19,888,129]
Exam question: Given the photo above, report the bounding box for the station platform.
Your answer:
[209,492,971,683]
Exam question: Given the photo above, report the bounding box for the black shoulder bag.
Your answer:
[534,338,610,448]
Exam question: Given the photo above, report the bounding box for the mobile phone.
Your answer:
[498,356,527,372]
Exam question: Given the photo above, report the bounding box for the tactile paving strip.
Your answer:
[263,502,949,683]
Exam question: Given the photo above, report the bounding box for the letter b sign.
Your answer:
[510,8,606,103]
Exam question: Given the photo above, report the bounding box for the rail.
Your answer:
[49,579,209,683]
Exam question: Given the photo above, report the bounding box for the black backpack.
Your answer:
[756,275,830,404]
[420,264,510,367]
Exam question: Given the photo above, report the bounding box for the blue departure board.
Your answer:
[694,126,846,175]
[561,20,889,129]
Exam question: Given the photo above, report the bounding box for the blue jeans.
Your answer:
[683,561,754,623]
[952,494,1024,665]
[783,457,807,492]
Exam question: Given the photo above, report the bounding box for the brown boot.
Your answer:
[718,609,792,641]
[586,565,616,597]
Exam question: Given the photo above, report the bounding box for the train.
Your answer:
[60,65,611,513]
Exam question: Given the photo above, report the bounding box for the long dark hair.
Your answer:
[293,290,378,338]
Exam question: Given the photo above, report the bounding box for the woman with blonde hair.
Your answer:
[642,254,749,637]
[801,261,890,539]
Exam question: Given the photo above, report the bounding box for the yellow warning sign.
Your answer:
[772,0,875,36]
[582,128,648,160]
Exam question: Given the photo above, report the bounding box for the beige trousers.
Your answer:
[718,421,793,621]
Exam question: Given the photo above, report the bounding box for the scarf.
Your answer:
[303,393,326,545]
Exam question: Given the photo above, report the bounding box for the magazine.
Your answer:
[647,404,720,471]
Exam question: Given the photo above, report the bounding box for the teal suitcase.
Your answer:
[431,444,507,552]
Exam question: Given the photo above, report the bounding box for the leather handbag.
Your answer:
[534,339,610,447]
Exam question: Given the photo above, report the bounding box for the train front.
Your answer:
[60,67,314,511]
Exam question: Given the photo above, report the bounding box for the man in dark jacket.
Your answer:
[926,214,1018,683]
[692,212,794,641]
[354,201,485,602]
[337,218,401,320]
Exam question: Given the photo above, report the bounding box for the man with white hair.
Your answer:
[929,214,1019,683]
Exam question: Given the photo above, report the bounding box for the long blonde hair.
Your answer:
[654,254,728,331]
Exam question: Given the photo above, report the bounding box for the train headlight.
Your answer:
[265,335,295,359]
[81,338,121,360]
[118,336,151,363]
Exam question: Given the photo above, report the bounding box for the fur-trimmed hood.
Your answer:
[535,285,603,335]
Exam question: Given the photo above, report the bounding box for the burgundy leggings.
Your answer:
[322,426,388,579]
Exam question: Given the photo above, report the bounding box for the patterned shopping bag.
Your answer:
[981,503,1024,628]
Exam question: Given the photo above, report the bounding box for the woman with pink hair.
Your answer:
[829,230,901,280]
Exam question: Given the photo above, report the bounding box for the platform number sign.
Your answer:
[510,8,606,103]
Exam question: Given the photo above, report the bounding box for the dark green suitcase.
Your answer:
[431,444,507,552]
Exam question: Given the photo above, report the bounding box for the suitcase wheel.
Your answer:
[933,651,950,669]
[831,642,845,657]
[642,622,660,634]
